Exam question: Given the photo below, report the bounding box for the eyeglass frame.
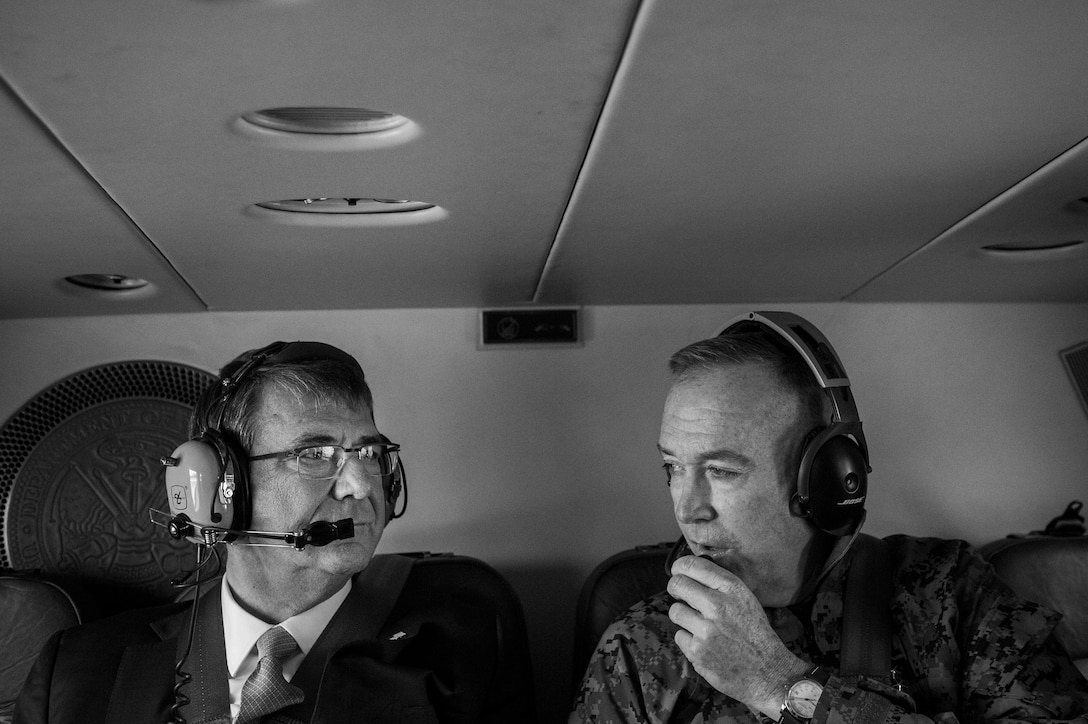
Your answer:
[248,442,401,481]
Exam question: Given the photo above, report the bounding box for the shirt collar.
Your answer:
[221,577,352,677]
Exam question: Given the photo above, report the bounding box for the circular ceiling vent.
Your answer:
[232,106,421,150]
[64,273,149,291]
[246,197,447,227]
[241,107,409,135]
[980,240,1085,259]
[1065,197,1088,216]
[256,197,434,214]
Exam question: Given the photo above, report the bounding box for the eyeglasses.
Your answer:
[249,443,400,481]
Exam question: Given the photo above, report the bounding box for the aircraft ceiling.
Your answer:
[3,0,1088,319]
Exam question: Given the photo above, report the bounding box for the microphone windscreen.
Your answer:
[299,518,355,547]
[334,518,354,540]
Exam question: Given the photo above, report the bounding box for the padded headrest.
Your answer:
[0,575,81,709]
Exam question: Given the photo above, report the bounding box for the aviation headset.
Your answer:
[719,312,871,537]
[160,340,405,545]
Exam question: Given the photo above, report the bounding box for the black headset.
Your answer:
[160,341,405,545]
[720,312,871,537]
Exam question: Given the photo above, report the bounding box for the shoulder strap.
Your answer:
[840,534,892,678]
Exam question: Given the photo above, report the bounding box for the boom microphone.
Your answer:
[150,509,354,550]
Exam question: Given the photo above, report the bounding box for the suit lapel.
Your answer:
[183,584,232,724]
[281,555,417,723]
[112,581,231,724]
[102,595,198,724]
[105,635,177,724]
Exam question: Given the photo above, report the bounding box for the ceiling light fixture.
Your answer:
[64,274,150,291]
[246,197,447,227]
[256,197,434,214]
[1066,197,1088,215]
[979,240,1085,259]
[232,106,421,150]
[242,107,408,135]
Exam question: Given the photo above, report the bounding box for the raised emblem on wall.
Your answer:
[0,361,215,618]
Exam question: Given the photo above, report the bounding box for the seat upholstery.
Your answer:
[406,552,538,714]
[571,541,674,690]
[980,530,1088,677]
[0,573,81,722]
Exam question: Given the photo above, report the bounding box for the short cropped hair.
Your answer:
[193,353,374,454]
[668,329,828,442]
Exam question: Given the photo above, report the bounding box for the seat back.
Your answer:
[0,573,81,721]
[571,541,674,690]
[404,552,538,718]
[981,532,1088,677]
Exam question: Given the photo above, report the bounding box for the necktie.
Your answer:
[237,625,305,723]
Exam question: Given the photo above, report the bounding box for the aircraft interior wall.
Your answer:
[2,301,1086,722]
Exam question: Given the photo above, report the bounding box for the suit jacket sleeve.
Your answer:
[13,605,179,724]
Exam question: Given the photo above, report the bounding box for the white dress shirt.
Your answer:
[221,579,352,723]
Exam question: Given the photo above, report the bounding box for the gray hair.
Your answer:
[194,354,374,453]
[668,330,828,441]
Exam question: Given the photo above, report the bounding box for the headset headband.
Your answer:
[720,311,866,443]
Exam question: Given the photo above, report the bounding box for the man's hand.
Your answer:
[667,555,811,719]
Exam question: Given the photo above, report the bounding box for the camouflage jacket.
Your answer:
[570,535,1088,724]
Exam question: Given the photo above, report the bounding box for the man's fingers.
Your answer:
[667,566,703,600]
[668,555,745,616]
[673,626,695,659]
[671,554,737,591]
[668,599,703,633]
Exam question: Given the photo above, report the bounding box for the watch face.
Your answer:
[786,678,823,719]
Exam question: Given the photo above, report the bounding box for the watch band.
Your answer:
[779,709,806,724]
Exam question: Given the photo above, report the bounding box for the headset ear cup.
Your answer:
[163,438,226,543]
[162,432,248,541]
[171,429,249,540]
[791,426,824,521]
[804,433,868,536]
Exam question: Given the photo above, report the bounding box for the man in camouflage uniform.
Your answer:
[570,312,1088,724]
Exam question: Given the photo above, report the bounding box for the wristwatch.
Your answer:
[779,666,830,724]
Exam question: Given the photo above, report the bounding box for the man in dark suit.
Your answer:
[16,341,531,723]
